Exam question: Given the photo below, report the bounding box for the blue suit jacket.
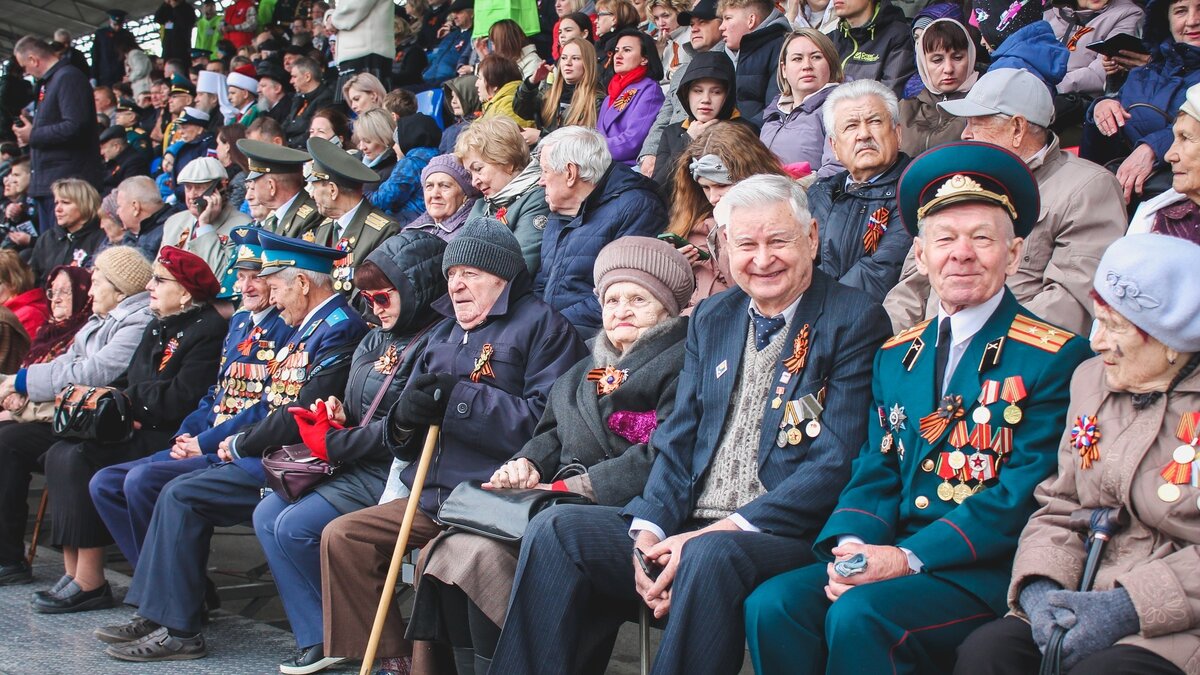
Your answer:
[622,270,891,540]
[174,307,295,453]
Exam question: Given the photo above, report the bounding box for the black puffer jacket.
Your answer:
[831,1,917,97]
[652,51,748,188]
[318,230,449,513]
[732,16,788,126]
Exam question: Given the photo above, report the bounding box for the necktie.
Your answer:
[752,312,786,351]
[934,318,953,398]
[261,215,279,232]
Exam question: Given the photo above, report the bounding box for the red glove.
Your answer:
[288,400,343,461]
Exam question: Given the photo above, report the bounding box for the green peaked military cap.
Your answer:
[237,139,311,180]
[306,136,382,186]
[897,141,1040,239]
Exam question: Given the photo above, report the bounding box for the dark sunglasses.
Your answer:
[359,289,392,309]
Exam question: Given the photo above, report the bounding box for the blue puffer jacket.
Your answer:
[1087,0,1200,161]
[534,163,666,336]
[422,27,473,86]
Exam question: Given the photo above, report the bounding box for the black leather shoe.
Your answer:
[0,561,32,585]
[279,644,346,675]
[31,580,114,614]
[33,574,74,602]
[94,615,160,644]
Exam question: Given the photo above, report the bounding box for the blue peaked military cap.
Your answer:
[257,229,347,277]
[897,141,1039,239]
[230,227,265,271]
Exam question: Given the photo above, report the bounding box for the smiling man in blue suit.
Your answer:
[489,174,892,675]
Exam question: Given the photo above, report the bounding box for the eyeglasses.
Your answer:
[597,11,613,16]
[148,274,179,287]
[359,289,392,309]
[46,290,71,300]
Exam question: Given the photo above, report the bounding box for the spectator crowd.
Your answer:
[0,0,1199,673]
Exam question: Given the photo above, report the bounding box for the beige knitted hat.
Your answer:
[593,236,695,317]
[93,246,153,298]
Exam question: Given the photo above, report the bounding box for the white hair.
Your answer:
[117,176,163,208]
[713,174,812,235]
[274,266,333,290]
[821,79,901,135]
[540,126,612,184]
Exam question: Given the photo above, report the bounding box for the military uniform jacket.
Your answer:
[228,293,369,459]
[311,200,403,295]
[174,307,295,454]
[161,204,254,285]
[273,192,324,240]
[621,270,891,540]
[815,290,1092,614]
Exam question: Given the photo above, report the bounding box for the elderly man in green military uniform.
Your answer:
[305,136,403,296]
[236,138,323,239]
[743,142,1095,674]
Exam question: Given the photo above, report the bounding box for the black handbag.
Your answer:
[51,384,134,444]
[437,480,592,542]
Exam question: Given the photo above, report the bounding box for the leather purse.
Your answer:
[262,443,338,502]
[437,480,592,542]
[262,326,433,503]
[51,384,134,444]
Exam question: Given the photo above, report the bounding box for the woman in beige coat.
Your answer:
[955,233,1200,675]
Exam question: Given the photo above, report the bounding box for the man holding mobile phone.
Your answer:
[161,157,253,300]
[11,35,104,237]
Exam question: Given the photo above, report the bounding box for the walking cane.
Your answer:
[1038,506,1129,675]
[360,396,443,675]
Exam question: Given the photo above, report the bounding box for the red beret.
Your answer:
[157,246,221,303]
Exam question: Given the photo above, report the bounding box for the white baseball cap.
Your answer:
[938,68,1055,128]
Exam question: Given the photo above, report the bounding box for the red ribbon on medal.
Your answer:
[470,343,495,383]
[968,453,996,481]
[919,395,964,444]
[1176,412,1200,445]
[1162,460,1193,485]
[863,207,889,256]
[1000,376,1027,405]
[991,426,1013,460]
[969,423,993,450]
[978,380,1001,405]
[948,420,970,449]
[935,453,957,480]
[783,324,811,374]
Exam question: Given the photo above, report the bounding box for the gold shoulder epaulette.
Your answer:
[1007,315,1075,353]
[365,212,392,231]
[296,204,314,218]
[882,319,932,349]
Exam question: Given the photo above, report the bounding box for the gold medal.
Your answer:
[1159,482,1182,503]
[1003,404,1023,425]
[787,427,804,445]
[806,420,821,438]
[937,481,955,501]
[972,406,991,425]
[953,482,972,504]
[1173,444,1197,465]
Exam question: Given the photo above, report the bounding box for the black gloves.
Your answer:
[390,372,459,429]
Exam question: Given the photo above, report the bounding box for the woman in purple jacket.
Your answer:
[598,29,665,166]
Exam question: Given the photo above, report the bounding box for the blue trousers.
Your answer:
[253,491,340,649]
[490,504,812,675]
[124,462,264,633]
[89,450,215,567]
[744,562,995,675]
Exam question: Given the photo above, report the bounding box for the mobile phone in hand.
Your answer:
[656,232,710,261]
[634,548,661,581]
[192,182,219,210]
